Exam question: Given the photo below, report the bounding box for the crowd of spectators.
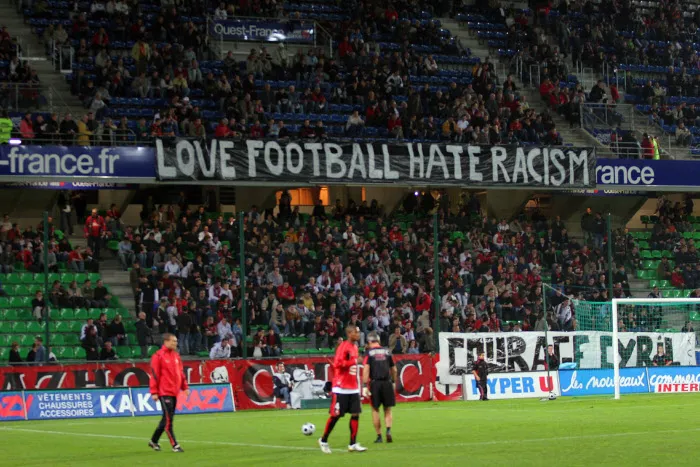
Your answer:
[9,0,576,146]
[84,186,642,359]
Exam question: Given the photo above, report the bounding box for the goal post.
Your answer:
[611,298,700,400]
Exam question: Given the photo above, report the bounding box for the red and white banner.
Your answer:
[0,361,203,390]
[0,355,433,410]
[201,354,433,410]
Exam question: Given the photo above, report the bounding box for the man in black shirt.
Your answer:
[546,345,560,371]
[362,332,397,443]
[473,351,489,401]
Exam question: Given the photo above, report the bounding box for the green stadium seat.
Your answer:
[11,322,26,333]
[74,308,88,320]
[74,347,86,359]
[18,334,34,346]
[661,250,673,258]
[75,273,87,284]
[49,321,62,332]
[70,321,83,333]
[19,273,34,284]
[14,285,31,296]
[4,274,20,285]
[668,289,682,298]
[32,273,46,284]
[0,335,10,346]
[107,240,119,251]
[64,334,80,346]
[689,311,700,321]
[50,334,65,346]
[649,280,658,288]
[89,308,104,319]
[60,273,75,283]
[148,346,158,356]
[683,232,693,239]
[651,250,663,259]
[131,347,143,358]
[26,322,45,334]
[59,308,74,320]
[638,241,650,250]
[0,297,9,308]
[0,348,7,360]
[17,309,31,320]
[640,251,652,260]
[116,346,133,359]
[636,270,645,279]
[3,285,15,296]
[641,215,650,225]
[87,273,100,283]
[659,280,670,288]
[61,347,76,359]
[3,309,18,320]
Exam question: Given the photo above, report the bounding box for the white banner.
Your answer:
[439,331,696,385]
[462,372,559,401]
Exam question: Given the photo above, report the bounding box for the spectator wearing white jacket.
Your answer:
[210,336,232,359]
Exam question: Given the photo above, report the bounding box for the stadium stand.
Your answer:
[3,0,581,146]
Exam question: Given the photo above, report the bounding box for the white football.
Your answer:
[302,423,316,436]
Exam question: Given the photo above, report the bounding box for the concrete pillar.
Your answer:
[485,190,533,220]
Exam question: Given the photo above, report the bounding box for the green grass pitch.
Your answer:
[0,394,698,466]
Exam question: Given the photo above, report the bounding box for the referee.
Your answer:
[149,333,189,453]
[362,332,397,443]
[473,351,489,401]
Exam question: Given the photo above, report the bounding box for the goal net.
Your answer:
[544,298,699,399]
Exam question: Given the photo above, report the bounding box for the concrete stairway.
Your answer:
[66,233,135,314]
[0,2,84,117]
[440,18,603,150]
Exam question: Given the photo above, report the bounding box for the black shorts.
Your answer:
[370,380,395,410]
[330,392,362,417]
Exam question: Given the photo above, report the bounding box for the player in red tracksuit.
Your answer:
[318,325,368,454]
[149,333,189,453]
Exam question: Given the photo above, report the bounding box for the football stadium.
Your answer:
[1,0,700,464]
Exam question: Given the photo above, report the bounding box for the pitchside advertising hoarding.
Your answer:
[438,331,697,385]
[0,384,235,421]
[462,371,559,400]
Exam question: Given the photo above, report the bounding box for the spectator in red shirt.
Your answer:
[277,281,295,305]
[84,208,106,259]
[214,119,232,138]
[249,120,264,138]
[68,247,85,272]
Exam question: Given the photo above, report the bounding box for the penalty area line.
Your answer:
[0,426,317,451]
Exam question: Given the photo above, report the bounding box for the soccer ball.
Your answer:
[302,423,316,436]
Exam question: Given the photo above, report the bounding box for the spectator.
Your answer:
[210,335,232,359]
[9,342,21,364]
[107,314,127,346]
[273,362,293,407]
[388,327,407,354]
[135,311,150,358]
[82,326,99,360]
[99,340,118,360]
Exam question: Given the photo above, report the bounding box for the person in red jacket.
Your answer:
[415,288,432,317]
[149,333,189,453]
[277,281,295,305]
[84,208,105,259]
[319,325,367,454]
